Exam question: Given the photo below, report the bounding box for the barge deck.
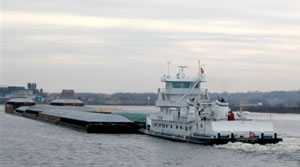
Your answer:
[5,98,144,133]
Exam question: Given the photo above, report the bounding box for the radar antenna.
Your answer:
[178,66,187,72]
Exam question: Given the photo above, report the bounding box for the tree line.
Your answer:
[72,90,300,108]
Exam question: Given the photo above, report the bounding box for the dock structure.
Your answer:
[5,98,144,133]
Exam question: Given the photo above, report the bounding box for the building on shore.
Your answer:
[60,89,75,99]
[0,83,45,104]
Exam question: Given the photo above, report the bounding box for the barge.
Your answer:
[5,98,144,133]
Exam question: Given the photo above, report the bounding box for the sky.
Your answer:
[1,0,300,93]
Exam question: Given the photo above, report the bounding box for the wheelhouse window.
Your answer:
[182,83,190,88]
[172,82,181,88]
[172,82,191,88]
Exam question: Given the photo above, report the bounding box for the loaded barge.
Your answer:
[5,98,144,133]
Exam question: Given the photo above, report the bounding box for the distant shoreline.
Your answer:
[0,104,299,114]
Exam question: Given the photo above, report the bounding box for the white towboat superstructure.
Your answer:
[146,62,282,145]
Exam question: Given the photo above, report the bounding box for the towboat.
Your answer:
[145,62,282,145]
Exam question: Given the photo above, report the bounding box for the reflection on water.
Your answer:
[0,105,299,167]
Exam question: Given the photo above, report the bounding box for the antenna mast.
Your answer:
[198,60,201,98]
[198,60,201,79]
[167,61,170,77]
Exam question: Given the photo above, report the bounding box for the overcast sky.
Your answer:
[1,0,300,93]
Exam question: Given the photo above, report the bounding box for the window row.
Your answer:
[171,82,199,89]
[153,123,192,131]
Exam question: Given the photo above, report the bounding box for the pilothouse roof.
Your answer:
[161,65,206,82]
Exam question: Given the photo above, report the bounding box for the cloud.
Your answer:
[3,11,300,37]
[1,0,300,93]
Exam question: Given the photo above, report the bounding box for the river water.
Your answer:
[0,105,299,167]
